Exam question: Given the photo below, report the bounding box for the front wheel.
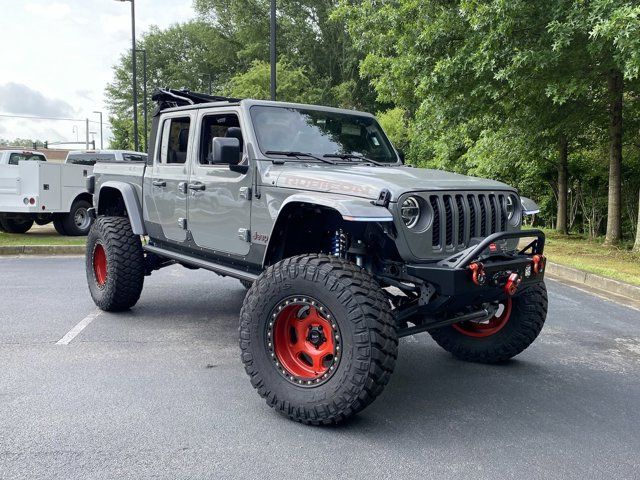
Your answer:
[240,254,398,425]
[86,216,145,311]
[429,282,548,363]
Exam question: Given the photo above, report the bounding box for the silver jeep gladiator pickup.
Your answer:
[85,89,548,425]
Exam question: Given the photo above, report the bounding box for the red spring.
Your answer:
[504,272,521,296]
[532,254,546,274]
[468,262,486,286]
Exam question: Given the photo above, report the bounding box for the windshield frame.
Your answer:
[248,104,401,165]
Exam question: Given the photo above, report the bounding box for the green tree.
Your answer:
[226,59,320,103]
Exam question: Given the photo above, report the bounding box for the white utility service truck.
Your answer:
[0,150,93,235]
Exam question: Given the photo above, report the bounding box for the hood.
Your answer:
[273,164,515,201]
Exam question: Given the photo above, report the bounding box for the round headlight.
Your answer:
[504,194,521,225]
[401,196,421,228]
[505,195,515,220]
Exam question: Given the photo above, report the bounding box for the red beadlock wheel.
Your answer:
[93,243,108,286]
[268,297,340,386]
[451,299,513,338]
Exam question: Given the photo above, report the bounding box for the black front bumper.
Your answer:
[406,229,546,298]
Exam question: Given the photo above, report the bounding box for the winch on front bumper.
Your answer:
[406,229,546,302]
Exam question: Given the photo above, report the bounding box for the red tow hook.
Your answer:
[504,273,522,296]
[532,254,546,274]
[468,262,486,286]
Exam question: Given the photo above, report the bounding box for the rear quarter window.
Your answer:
[8,153,46,165]
[67,154,115,165]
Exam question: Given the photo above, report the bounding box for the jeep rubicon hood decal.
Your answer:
[274,165,514,200]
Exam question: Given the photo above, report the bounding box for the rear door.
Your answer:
[186,108,252,255]
[146,113,194,243]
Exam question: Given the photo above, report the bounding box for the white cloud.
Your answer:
[24,1,72,20]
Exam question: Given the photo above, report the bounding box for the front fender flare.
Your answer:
[96,181,146,235]
[280,193,394,222]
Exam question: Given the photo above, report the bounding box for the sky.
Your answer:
[0,0,195,147]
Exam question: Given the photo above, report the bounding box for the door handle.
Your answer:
[188,182,205,191]
[152,180,166,187]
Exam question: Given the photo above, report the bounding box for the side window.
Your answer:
[159,117,191,165]
[199,114,242,165]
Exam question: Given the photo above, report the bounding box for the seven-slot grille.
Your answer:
[428,193,510,250]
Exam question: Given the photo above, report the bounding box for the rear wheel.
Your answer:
[430,282,548,363]
[86,216,145,311]
[62,199,93,236]
[240,254,398,425]
[0,218,34,234]
[53,217,67,235]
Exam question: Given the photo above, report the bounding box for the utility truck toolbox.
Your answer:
[0,150,94,235]
[85,88,549,425]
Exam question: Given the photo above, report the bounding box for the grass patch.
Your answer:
[542,229,640,286]
[0,225,86,246]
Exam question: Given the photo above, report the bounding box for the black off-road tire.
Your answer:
[239,279,253,290]
[240,254,398,425]
[0,218,34,234]
[86,216,145,312]
[430,282,548,363]
[62,199,93,236]
[53,217,67,235]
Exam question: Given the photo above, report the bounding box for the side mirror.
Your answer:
[520,196,540,216]
[397,149,405,164]
[211,137,240,165]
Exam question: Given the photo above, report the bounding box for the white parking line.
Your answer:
[56,310,102,345]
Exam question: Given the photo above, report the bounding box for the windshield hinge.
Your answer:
[374,189,391,208]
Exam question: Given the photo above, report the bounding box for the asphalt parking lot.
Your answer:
[1,257,639,479]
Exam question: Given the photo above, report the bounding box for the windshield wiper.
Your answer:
[265,150,336,165]
[323,153,385,166]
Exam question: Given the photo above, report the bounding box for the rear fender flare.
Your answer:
[96,181,146,235]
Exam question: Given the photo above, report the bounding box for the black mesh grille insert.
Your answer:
[478,195,487,236]
[499,194,507,231]
[489,194,497,233]
[444,195,453,246]
[430,196,441,248]
[456,195,465,245]
[467,195,476,237]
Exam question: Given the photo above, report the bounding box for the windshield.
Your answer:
[250,106,398,163]
[8,153,46,165]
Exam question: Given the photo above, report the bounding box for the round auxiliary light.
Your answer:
[401,196,421,229]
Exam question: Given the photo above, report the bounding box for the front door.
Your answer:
[147,114,194,243]
[187,109,252,256]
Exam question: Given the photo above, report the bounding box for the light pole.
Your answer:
[115,0,138,151]
[201,73,213,95]
[93,111,103,149]
[135,48,148,151]
[270,0,276,101]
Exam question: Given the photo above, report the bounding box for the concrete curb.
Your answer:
[546,262,640,301]
[0,245,85,256]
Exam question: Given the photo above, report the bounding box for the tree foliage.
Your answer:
[104,0,640,245]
